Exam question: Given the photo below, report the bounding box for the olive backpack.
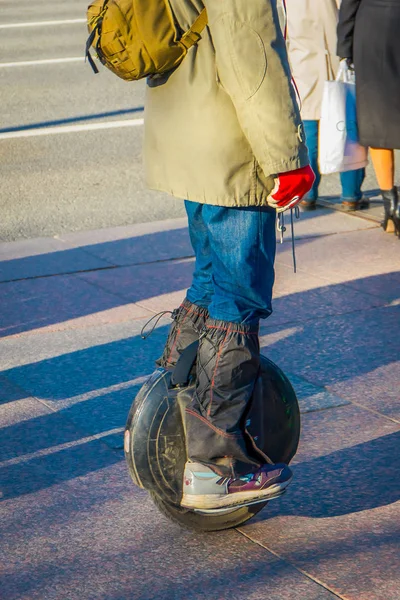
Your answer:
[86,0,208,81]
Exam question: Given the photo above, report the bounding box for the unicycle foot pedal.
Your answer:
[191,488,286,515]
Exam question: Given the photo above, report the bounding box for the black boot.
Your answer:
[185,318,265,478]
[156,299,208,369]
[381,187,400,237]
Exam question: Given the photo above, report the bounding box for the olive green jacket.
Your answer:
[144,0,309,207]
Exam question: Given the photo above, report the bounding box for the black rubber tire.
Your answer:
[149,491,267,532]
[125,356,300,532]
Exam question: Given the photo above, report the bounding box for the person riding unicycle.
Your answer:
[144,0,315,510]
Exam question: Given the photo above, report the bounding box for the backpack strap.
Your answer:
[180,8,208,50]
[85,0,110,75]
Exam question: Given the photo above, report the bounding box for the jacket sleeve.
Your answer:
[202,0,309,176]
[337,0,362,60]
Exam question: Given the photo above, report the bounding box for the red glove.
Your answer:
[267,165,315,213]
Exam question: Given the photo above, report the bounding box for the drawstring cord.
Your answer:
[277,207,300,273]
[140,309,178,339]
[290,206,300,273]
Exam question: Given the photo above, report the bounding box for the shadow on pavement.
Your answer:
[0,543,330,600]
[0,435,124,502]
[261,430,400,520]
[0,106,144,134]
[0,227,194,337]
[0,217,371,337]
[1,503,398,600]
[0,273,398,503]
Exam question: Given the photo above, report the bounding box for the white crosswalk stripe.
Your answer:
[0,19,86,29]
[0,119,145,140]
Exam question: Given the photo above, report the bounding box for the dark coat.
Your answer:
[337,0,400,149]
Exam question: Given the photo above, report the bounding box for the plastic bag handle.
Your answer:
[336,60,355,83]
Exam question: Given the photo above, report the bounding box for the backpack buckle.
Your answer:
[180,30,202,50]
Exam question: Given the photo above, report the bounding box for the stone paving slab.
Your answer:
[0,395,50,430]
[0,375,28,405]
[0,320,170,448]
[336,270,400,304]
[0,445,340,600]
[0,237,76,261]
[267,276,386,330]
[132,256,393,321]
[0,319,168,372]
[0,335,347,600]
[273,263,340,297]
[240,404,400,600]
[1,210,399,599]
[4,304,156,339]
[0,315,353,458]
[59,224,193,267]
[0,321,349,452]
[0,209,379,284]
[284,373,350,414]
[78,240,391,330]
[0,218,191,282]
[276,227,400,287]
[328,363,400,423]
[289,207,377,238]
[77,257,195,304]
[0,309,351,454]
[0,241,111,283]
[134,289,188,313]
[317,194,383,224]
[0,397,92,467]
[0,273,153,339]
[55,218,188,246]
[292,402,398,464]
[260,304,400,398]
[1,219,397,452]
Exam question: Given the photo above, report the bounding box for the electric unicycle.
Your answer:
[124,342,300,532]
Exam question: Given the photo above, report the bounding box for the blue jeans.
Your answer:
[303,120,365,201]
[185,200,276,324]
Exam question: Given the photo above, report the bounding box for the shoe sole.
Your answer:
[192,489,287,515]
[181,476,292,510]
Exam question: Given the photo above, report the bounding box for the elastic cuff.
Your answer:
[181,297,196,311]
[206,318,259,335]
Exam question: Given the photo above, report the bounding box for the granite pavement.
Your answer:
[0,207,399,600]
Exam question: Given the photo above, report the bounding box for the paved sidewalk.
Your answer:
[0,208,399,600]
[316,189,385,225]
[314,164,383,224]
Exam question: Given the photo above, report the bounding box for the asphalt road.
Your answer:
[1,0,185,241]
[0,1,394,241]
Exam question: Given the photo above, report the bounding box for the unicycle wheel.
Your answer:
[124,355,300,532]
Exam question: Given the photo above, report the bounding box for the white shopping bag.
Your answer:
[319,62,368,175]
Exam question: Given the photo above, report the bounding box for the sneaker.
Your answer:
[181,461,293,510]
